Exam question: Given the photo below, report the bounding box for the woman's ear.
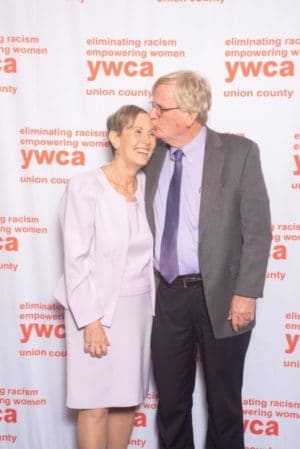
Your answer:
[108,130,120,151]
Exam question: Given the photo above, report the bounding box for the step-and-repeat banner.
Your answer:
[0,1,299,448]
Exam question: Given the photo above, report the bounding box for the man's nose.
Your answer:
[149,107,157,120]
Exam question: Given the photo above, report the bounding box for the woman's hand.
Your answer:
[84,320,110,358]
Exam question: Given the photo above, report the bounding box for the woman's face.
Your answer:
[110,113,156,168]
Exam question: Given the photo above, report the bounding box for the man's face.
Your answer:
[150,83,188,146]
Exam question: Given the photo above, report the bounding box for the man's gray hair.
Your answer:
[152,71,212,125]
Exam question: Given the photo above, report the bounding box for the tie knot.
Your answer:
[171,149,183,162]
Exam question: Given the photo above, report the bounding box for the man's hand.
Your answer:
[228,295,256,333]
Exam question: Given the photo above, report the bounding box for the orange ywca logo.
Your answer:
[20,323,66,343]
[134,412,147,427]
[243,419,279,436]
[0,408,17,423]
[225,60,294,82]
[87,60,153,80]
[293,154,300,175]
[20,149,85,168]
[0,57,17,74]
[284,333,300,354]
[0,235,18,251]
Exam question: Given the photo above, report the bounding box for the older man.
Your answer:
[144,71,272,449]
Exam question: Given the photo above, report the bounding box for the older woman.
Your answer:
[55,105,156,449]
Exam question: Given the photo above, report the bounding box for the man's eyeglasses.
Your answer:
[149,101,180,117]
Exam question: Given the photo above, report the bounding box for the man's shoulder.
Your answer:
[207,128,258,154]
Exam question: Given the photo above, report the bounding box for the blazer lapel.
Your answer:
[144,141,168,236]
[199,128,225,242]
[96,169,129,244]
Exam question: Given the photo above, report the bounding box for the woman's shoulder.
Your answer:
[67,168,104,198]
[68,168,103,188]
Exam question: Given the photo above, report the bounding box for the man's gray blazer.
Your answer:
[144,127,272,339]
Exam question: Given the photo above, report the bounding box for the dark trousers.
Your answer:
[151,278,251,449]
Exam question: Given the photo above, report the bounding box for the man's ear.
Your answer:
[184,111,198,128]
[108,130,120,150]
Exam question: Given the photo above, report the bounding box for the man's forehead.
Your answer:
[153,83,176,99]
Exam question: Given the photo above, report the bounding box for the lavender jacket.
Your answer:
[54,168,155,329]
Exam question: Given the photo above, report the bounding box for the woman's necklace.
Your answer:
[105,166,137,201]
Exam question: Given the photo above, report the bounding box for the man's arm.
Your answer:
[229,142,272,332]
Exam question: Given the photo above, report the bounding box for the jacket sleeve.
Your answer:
[234,142,272,298]
[60,175,104,328]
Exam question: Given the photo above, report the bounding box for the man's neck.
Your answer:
[167,123,202,148]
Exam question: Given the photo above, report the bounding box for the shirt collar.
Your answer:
[169,126,207,162]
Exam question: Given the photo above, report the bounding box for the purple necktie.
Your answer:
[160,149,184,283]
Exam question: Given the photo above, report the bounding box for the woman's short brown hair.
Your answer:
[107,104,148,153]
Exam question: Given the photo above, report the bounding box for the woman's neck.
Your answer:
[102,159,138,202]
[107,159,138,187]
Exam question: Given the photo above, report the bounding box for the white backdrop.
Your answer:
[0,1,299,448]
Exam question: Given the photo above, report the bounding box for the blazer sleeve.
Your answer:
[234,142,272,298]
[60,175,104,328]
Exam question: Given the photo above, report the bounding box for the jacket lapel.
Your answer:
[145,131,225,245]
[144,141,168,236]
[199,128,225,242]
[96,169,129,245]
